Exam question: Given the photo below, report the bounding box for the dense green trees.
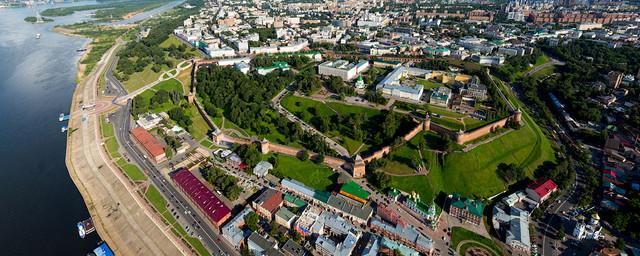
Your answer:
[168,107,192,128]
[605,190,640,240]
[415,59,450,70]
[496,162,525,183]
[244,212,260,231]
[363,90,389,105]
[115,1,201,79]
[196,65,295,129]
[202,165,243,200]
[292,72,322,95]
[235,144,261,168]
[248,28,276,42]
[534,160,573,189]
[252,55,310,69]
[325,76,355,96]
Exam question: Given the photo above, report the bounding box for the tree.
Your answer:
[244,212,260,232]
[235,144,261,168]
[298,150,309,161]
[496,163,525,183]
[615,238,626,250]
[314,153,325,164]
[372,171,391,190]
[556,226,566,241]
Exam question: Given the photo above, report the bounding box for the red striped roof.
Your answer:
[170,169,231,224]
[130,127,164,158]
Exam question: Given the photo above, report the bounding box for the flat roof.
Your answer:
[340,181,370,200]
[170,169,231,224]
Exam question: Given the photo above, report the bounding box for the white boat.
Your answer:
[35,33,41,39]
[77,222,86,238]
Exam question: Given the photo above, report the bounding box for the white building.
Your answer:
[205,46,236,58]
[471,55,505,65]
[253,161,273,178]
[136,113,163,130]
[318,60,369,81]
[375,66,428,101]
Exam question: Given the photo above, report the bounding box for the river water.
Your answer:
[0,1,178,254]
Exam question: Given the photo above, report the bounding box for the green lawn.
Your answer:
[105,137,120,158]
[187,105,211,141]
[451,227,504,256]
[266,153,336,191]
[417,79,443,90]
[431,116,465,131]
[160,35,199,57]
[145,186,209,256]
[136,78,184,114]
[119,163,146,181]
[100,116,115,138]
[123,65,166,92]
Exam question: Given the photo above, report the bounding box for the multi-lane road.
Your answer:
[104,53,238,256]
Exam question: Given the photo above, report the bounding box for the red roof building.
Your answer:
[526,178,558,203]
[251,189,283,221]
[170,168,231,227]
[130,127,166,163]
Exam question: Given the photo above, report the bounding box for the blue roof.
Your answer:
[94,242,114,256]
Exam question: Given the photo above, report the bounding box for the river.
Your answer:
[0,1,179,254]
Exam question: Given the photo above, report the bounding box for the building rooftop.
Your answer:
[275,207,297,222]
[254,189,283,214]
[282,179,315,199]
[327,194,374,221]
[170,169,231,224]
[253,160,273,177]
[130,127,165,158]
[527,178,558,199]
[282,239,306,256]
[339,181,370,201]
[284,194,307,208]
[451,193,484,217]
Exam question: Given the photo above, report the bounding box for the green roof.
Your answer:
[340,181,370,200]
[314,191,331,203]
[450,193,484,217]
[388,188,401,198]
[284,194,307,208]
[275,207,296,220]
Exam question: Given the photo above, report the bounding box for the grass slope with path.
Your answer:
[451,227,505,256]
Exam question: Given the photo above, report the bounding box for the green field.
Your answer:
[417,79,443,90]
[136,78,183,113]
[145,186,209,256]
[160,36,200,57]
[186,105,211,141]
[123,65,167,92]
[451,227,504,256]
[266,153,336,191]
[119,162,146,181]
[100,116,115,138]
[386,77,556,200]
